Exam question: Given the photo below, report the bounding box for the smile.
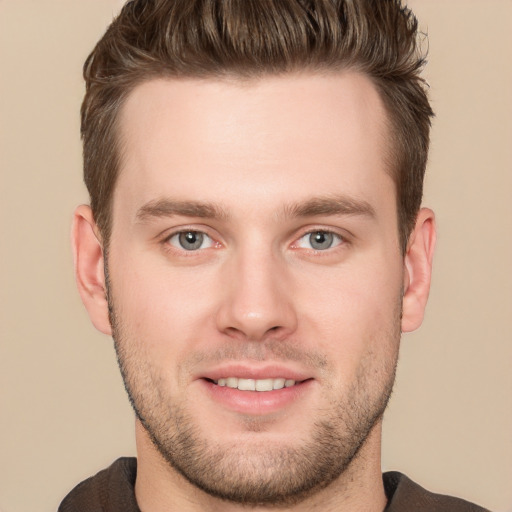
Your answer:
[213,377,297,392]
[201,374,314,414]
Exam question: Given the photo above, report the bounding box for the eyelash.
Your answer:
[292,229,346,252]
[162,228,219,256]
[160,227,348,256]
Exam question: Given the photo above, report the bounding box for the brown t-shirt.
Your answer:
[58,457,490,512]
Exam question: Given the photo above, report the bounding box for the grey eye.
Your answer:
[296,231,342,251]
[309,231,334,250]
[168,231,213,251]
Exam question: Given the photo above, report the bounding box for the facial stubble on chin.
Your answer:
[105,266,401,506]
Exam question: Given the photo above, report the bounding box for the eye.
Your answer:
[167,231,213,251]
[296,231,343,251]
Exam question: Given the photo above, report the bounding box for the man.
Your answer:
[60,0,489,510]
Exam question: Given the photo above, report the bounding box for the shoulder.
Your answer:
[58,457,139,512]
[383,471,491,512]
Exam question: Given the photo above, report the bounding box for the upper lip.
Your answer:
[196,364,313,382]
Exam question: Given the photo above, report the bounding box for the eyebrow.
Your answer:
[136,199,229,222]
[282,195,376,219]
[135,194,376,223]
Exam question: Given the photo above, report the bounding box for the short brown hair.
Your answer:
[82,0,433,252]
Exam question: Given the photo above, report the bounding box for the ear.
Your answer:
[71,205,112,335]
[401,207,436,333]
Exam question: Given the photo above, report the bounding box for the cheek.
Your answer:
[108,253,220,365]
[294,256,402,379]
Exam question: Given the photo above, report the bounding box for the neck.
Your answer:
[134,420,388,512]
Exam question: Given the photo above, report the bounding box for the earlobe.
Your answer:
[72,205,112,335]
[401,208,436,333]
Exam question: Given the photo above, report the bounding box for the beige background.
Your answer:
[1,1,511,511]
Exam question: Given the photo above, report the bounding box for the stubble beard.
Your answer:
[107,282,400,506]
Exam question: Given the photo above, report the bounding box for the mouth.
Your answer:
[207,377,301,392]
[200,373,313,415]
[197,365,314,415]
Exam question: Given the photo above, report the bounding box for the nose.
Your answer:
[215,247,298,342]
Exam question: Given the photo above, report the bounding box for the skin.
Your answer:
[73,72,436,512]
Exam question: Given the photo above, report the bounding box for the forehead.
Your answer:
[114,72,393,217]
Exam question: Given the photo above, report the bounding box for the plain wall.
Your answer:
[0,1,510,511]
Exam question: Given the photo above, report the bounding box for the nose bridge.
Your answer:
[216,240,297,340]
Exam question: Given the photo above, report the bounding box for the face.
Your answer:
[107,73,405,505]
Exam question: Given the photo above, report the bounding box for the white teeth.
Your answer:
[273,378,285,390]
[226,377,238,388]
[255,379,274,391]
[213,377,297,391]
[237,378,256,391]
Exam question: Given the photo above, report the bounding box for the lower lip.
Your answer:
[200,379,314,415]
